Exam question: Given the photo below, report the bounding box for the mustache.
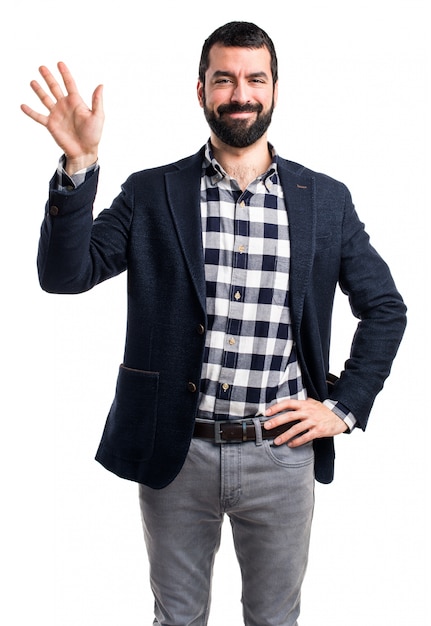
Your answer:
[217,102,263,115]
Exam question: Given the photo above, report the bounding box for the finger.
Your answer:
[273,425,309,446]
[264,412,299,431]
[263,411,305,443]
[91,84,104,115]
[20,103,48,127]
[57,61,79,96]
[28,78,56,111]
[265,399,302,417]
[286,431,311,447]
[38,65,65,101]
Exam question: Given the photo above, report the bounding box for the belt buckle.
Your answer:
[214,419,249,444]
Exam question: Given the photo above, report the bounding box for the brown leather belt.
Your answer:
[193,418,300,443]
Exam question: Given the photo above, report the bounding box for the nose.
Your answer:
[231,80,250,104]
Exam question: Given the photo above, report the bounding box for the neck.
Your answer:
[210,135,272,190]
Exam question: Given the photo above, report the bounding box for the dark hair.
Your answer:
[198,21,278,85]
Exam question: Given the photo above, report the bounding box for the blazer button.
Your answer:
[197,324,205,335]
[187,382,197,393]
[49,205,59,216]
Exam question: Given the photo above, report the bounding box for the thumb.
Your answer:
[91,84,104,115]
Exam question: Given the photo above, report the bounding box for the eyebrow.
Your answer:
[211,70,270,80]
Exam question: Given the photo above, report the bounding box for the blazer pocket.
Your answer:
[315,234,334,251]
[102,364,159,462]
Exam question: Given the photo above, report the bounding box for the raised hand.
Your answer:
[21,62,104,175]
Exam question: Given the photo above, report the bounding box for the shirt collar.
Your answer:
[203,140,279,191]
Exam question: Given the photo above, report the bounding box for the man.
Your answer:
[22,21,406,626]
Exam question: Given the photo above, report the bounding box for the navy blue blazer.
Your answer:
[38,147,406,487]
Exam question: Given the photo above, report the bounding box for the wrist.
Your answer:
[64,153,98,176]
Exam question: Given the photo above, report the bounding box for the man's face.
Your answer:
[197,44,278,148]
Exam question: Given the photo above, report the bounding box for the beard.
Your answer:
[203,98,275,148]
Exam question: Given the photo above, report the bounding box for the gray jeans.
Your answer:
[139,420,315,626]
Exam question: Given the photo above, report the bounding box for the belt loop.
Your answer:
[252,417,263,446]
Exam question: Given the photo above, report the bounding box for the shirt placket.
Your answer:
[213,190,251,415]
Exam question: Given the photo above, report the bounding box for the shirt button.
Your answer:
[239,201,245,208]
[188,382,197,393]
[222,383,230,392]
[228,337,236,345]
[234,291,242,301]
[238,244,246,253]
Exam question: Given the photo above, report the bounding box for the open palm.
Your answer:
[21,62,104,172]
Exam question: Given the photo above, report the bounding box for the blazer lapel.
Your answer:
[164,152,207,313]
[278,162,316,336]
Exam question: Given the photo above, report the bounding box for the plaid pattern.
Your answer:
[198,144,307,420]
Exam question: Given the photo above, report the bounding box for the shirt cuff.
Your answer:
[323,399,357,433]
[56,154,99,191]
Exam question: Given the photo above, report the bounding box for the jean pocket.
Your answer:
[263,439,314,468]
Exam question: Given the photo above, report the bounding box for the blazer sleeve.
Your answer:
[328,185,407,429]
[38,169,132,293]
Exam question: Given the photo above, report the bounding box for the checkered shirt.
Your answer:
[197,143,308,421]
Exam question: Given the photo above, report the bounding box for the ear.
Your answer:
[273,80,279,108]
[197,80,204,108]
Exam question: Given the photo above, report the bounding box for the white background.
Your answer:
[1,0,429,624]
